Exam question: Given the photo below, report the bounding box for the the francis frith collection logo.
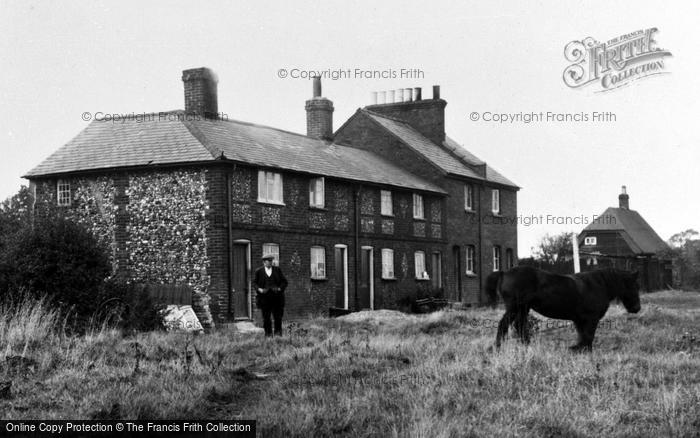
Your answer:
[563,28,672,91]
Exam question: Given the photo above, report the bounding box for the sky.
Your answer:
[1,0,698,257]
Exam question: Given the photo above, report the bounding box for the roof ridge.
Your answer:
[361,108,414,126]
[211,115,330,145]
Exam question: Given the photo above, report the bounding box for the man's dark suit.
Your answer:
[253,265,288,336]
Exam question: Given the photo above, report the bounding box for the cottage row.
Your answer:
[25,68,519,327]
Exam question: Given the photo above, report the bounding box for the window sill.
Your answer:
[466,272,477,278]
[465,209,475,214]
[381,214,395,218]
[257,200,286,206]
[309,206,327,211]
[413,217,426,221]
[310,277,327,282]
[382,277,397,281]
[415,277,431,281]
[491,212,502,217]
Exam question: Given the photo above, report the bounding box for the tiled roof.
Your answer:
[364,111,518,188]
[581,207,670,254]
[24,111,445,194]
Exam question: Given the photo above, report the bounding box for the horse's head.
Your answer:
[619,270,641,313]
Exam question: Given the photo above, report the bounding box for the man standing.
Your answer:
[253,254,288,337]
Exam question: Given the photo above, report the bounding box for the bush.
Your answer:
[1,212,111,329]
[94,280,165,332]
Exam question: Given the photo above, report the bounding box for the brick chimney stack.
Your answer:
[365,85,446,144]
[305,76,334,140]
[182,67,219,119]
[619,185,630,209]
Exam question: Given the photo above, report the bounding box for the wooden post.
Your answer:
[572,232,581,273]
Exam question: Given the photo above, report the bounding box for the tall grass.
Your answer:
[0,293,63,356]
[0,290,698,437]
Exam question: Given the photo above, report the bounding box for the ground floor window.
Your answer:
[415,251,427,279]
[310,246,326,279]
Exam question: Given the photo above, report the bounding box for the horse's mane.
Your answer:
[578,268,634,298]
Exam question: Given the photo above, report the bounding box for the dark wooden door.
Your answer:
[232,243,249,319]
[358,248,372,309]
[431,252,442,290]
[334,246,347,308]
[452,246,461,301]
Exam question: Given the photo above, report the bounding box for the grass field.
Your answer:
[1,290,699,437]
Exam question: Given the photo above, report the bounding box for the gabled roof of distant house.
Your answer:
[23,111,445,194]
[357,110,518,188]
[580,206,670,254]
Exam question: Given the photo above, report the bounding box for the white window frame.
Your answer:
[493,246,501,272]
[414,251,428,279]
[257,170,284,204]
[466,245,476,275]
[491,189,500,215]
[381,248,395,279]
[262,243,280,267]
[309,177,325,208]
[380,190,393,216]
[310,246,326,279]
[464,184,474,211]
[57,180,71,206]
[584,236,597,246]
[413,193,424,219]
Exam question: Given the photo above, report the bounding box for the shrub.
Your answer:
[1,212,111,328]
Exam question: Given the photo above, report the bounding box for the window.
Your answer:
[414,251,428,279]
[262,243,280,267]
[413,193,424,219]
[466,245,476,275]
[309,177,324,208]
[381,190,393,216]
[584,236,597,246]
[257,170,284,204]
[491,189,500,215]
[505,248,514,270]
[310,246,326,279]
[493,246,501,272]
[57,180,71,206]
[381,249,394,279]
[464,184,474,211]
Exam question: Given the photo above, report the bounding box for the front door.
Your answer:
[358,247,373,309]
[452,246,462,301]
[431,251,442,290]
[232,242,250,319]
[334,245,348,309]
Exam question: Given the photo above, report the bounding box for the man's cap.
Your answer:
[261,254,275,260]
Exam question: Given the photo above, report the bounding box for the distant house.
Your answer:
[578,186,672,290]
[23,67,519,327]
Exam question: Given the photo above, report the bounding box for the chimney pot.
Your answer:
[414,87,422,101]
[405,88,413,101]
[312,76,322,98]
[371,91,378,105]
[379,91,386,104]
[395,89,404,103]
[388,89,395,103]
[433,85,440,100]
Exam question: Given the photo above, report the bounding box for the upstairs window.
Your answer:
[57,180,71,206]
[464,184,474,211]
[381,248,395,279]
[310,246,326,279]
[413,193,424,219]
[491,189,500,215]
[466,245,476,275]
[493,246,501,272]
[584,236,597,246]
[309,177,325,208]
[258,170,284,204]
[381,190,393,216]
[262,243,280,267]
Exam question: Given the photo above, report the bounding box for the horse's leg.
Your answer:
[495,309,516,349]
[579,319,599,351]
[513,309,531,344]
[570,320,585,351]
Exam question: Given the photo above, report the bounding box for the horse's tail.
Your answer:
[485,271,504,307]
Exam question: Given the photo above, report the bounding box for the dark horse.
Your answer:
[486,266,641,351]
